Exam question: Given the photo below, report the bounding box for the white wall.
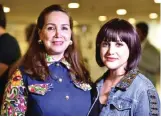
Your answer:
[148,21,161,51]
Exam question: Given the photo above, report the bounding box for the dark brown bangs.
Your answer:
[102,29,119,42]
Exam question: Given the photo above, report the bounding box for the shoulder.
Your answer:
[0,33,20,52]
[1,33,19,45]
[127,73,158,99]
[4,68,26,94]
[132,73,160,116]
[2,33,16,39]
[128,73,157,99]
[131,73,159,102]
[10,69,23,83]
[134,73,155,89]
[10,67,29,85]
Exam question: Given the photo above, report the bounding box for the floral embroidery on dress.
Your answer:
[11,70,22,86]
[28,83,53,95]
[1,69,27,116]
[73,81,92,91]
[61,58,71,69]
[69,72,92,91]
[46,53,56,66]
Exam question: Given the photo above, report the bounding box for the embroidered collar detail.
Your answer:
[61,58,71,70]
[69,72,92,91]
[46,54,91,91]
[46,54,71,69]
[115,69,139,90]
[46,53,55,63]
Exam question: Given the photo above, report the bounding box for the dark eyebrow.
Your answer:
[45,23,55,26]
[45,23,70,27]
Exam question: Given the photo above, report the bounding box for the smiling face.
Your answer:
[39,11,72,56]
[100,37,129,72]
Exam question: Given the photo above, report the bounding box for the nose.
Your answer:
[54,28,61,38]
[107,45,115,55]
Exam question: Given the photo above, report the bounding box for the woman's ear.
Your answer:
[69,40,73,45]
[38,29,43,41]
[38,29,43,39]
[38,29,41,35]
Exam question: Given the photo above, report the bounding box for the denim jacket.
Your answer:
[88,69,160,116]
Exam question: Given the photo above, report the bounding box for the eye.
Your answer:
[47,26,55,31]
[116,42,123,47]
[101,41,109,47]
[62,26,69,30]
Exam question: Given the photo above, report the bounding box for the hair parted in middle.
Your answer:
[96,18,141,72]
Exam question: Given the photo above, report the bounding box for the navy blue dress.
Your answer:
[22,62,91,116]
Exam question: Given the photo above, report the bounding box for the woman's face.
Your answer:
[100,37,129,71]
[39,11,72,56]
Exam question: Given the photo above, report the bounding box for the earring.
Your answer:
[38,39,43,44]
[69,40,73,45]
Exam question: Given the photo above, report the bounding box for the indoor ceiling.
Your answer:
[1,0,160,25]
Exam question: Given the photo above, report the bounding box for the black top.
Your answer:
[0,33,21,107]
[0,33,21,65]
[89,98,106,116]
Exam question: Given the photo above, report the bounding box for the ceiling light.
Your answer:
[149,13,158,19]
[3,6,10,13]
[116,9,127,15]
[81,25,87,32]
[154,0,161,3]
[128,18,136,24]
[98,16,107,22]
[68,3,80,8]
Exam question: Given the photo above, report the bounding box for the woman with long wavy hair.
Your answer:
[1,4,92,116]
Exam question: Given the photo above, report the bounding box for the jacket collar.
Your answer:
[46,54,91,91]
[96,69,139,91]
[46,54,71,69]
[115,69,139,90]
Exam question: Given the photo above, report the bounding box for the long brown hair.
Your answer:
[10,4,91,83]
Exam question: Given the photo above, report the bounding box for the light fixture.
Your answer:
[81,25,87,32]
[154,0,161,3]
[128,18,136,24]
[3,6,10,13]
[98,16,107,22]
[68,3,80,8]
[35,19,37,23]
[149,13,158,19]
[116,9,127,15]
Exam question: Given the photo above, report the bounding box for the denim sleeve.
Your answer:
[134,88,160,116]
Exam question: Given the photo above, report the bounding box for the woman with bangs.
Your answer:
[88,18,160,116]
